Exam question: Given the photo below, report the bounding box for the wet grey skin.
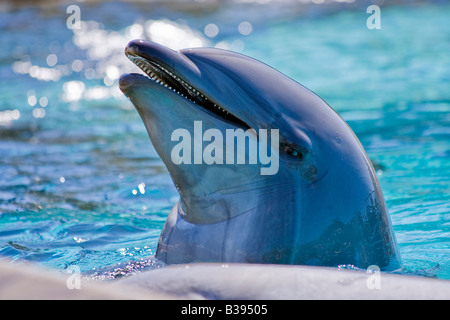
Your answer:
[119,40,401,270]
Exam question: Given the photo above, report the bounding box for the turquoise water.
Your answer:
[0,1,449,279]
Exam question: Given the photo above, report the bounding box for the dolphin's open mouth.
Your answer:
[124,45,250,129]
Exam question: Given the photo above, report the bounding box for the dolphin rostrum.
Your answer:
[119,40,401,270]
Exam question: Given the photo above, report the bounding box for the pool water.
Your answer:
[0,1,448,279]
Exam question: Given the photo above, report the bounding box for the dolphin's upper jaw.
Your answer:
[120,41,250,130]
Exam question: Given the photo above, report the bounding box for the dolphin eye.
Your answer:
[282,143,303,161]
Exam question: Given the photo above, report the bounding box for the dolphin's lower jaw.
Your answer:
[120,40,402,271]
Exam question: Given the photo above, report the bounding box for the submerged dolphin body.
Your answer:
[119,40,401,270]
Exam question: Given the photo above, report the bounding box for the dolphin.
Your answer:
[119,40,401,270]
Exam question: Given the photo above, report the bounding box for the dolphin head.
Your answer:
[120,40,401,269]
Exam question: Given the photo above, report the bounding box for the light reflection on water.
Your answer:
[0,1,449,279]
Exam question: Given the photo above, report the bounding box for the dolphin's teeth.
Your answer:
[129,54,245,126]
